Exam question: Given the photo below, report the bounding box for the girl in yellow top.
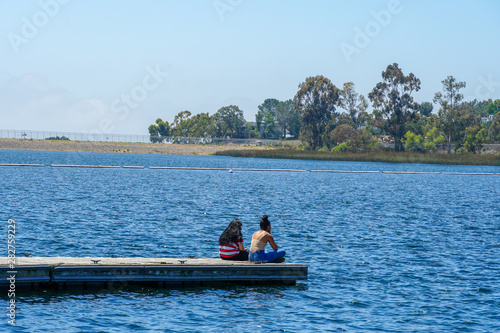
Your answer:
[249,215,286,263]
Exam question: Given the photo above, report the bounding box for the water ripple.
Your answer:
[1,150,499,332]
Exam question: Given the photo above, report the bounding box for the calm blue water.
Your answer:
[1,150,500,332]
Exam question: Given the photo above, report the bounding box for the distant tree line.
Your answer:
[149,62,500,153]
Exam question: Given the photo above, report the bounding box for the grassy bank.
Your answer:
[0,138,265,155]
[215,149,500,166]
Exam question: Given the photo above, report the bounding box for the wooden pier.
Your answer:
[0,257,308,292]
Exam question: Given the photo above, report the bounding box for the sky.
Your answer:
[0,0,499,135]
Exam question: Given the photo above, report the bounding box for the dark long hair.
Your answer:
[260,215,270,230]
[219,219,243,245]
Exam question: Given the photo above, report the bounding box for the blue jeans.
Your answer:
[249,250,286,263]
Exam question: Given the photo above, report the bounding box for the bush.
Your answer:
[248,130,260,138]
[45,136,70,141]
[330,124,356,146]
[463,127,486,154]
[404,127,445,152]
[349,129,379,152]
[331,142,349,152]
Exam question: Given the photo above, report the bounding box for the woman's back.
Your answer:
[250,230,270,252]
[248,214,285,263]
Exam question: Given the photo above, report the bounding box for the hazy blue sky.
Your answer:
[1,0,499,135]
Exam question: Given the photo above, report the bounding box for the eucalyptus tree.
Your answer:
[294,75,340,149]
[368,63,421,151]
[433,76,466,153]
[339,82,368,128]
[275,99,300,139]
[172,111,192,129]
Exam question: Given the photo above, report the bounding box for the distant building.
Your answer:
[481,115,494,124]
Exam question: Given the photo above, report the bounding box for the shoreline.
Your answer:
[0,138,262,155]
[2,138,500,166]
[215,149,500,166]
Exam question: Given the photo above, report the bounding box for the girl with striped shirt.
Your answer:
[219,219,249,261]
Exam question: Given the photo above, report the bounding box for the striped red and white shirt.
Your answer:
[219,237,243,258]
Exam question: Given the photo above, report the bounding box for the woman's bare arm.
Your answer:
[267,235,278,251]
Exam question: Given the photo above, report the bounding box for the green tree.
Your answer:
[349,129,379,152]
[404,126,445,152]
[264,111,276,138]
[148,118,170,142]
[368,63,421,151]
[158,119,170,137]
[213,105,246,138]
[330,124,356,146]
[463,99,489,117]
[275,99,300,139]
[433,75,466,153]
[405,113,428,137]
[462,126,486,153]
[418,101,433,117]
[339,82,368,128]
[171,111,192,136]
[256,98,279,135]
[423,126,446,151]
[487,99,500,115]
[403,131,425,152]
[246,123,260,138]
[336,113,354,127]
[188,113,215,137]
[294,75,340,149]
[174,112,215,138]
[486,112,500,142]
[148,124,159,136]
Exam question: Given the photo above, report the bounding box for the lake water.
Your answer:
[1,150,500,332]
